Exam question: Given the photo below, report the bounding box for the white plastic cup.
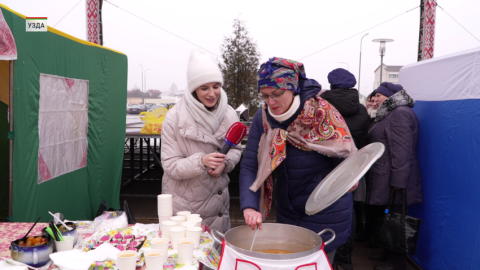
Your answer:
[160,220,177,240]
[157,207,173,216]
[151,237,170,254]
[169,226,186,249]
[186,226,202,248]
[144,249,167,270]
[177,238,194,265]
[186,214,200,221]
[170,216,186,226]
[176,211,191,217]
[159,215,173,223]
[158,206,172,215]
[117,250,138,270]
[54,236,74,252]
[181,221,197,229]
[188,217,202,227]
[158,194,172,199]
[157,194,173,216]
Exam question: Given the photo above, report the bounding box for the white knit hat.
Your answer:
[187,49,223,93]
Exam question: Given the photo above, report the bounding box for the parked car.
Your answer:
[127,104,146,114]
[144,103,155,110]
[147,104,168,112]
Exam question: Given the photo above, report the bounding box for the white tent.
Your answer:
[399,46,480,270]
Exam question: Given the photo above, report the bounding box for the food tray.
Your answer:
[79,226,158,267]
[75,221,95,234]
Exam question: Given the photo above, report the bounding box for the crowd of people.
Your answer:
[161,50,423,270]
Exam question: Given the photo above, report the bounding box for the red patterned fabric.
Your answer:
[79,147,88,168]
[420,0,436,60]
[0,8,17,60]
[38,152,52,182]
[86,0,101,44]
[263,175,274,218]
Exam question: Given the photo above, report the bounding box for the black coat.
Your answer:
[321,88,370,149]
[366,106,423,206]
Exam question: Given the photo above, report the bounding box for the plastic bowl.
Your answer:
[9,234,53,267]
[41,222,78,246]
[57,222,78,245]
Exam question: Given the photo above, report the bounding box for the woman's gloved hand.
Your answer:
[243,208,263,230]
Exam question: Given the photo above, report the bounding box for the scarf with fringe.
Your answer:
[249,94,357,218]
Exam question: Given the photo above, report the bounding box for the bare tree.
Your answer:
[220,18,261,116]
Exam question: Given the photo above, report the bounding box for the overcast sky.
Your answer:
[3,0,480,97]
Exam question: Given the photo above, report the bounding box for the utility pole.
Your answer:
[145,69,151,94]
[358,33,369,95]
[139,64,145,92]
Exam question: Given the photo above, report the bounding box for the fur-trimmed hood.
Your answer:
[374,90,415,123]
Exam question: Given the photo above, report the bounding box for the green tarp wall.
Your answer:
[1,5,128,222]
[0,101,8,218]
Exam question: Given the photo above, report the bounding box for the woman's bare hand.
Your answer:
[347,181,359,193]
[208,163,226,178]
[201,153,226,169]
[243,208,263,230]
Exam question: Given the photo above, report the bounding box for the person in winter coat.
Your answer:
[366,91,379,130]
[355,90,382,247]
[322,68,369,149]
[355,90,381,246]
[366,82,423,270]
[366,93,374,110]
[239,57,358,264]
[321,68,370,270]
[161,50,242,233]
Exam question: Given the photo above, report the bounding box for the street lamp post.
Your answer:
[372,39,394,86]
[145,69,151,93]
[358,33,369,95]
[337,62,349,70]
[139,63,144,92]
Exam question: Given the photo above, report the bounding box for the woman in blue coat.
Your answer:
[239,57,357,263]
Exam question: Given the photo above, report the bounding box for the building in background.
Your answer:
[127,89,185,104]
[359,93,367,105]
[373,64,403,89]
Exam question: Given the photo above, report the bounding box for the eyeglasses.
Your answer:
[258,90,286,101]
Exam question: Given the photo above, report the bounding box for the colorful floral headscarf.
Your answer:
[257,57,307,94]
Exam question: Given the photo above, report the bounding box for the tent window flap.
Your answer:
[38,73,89,184]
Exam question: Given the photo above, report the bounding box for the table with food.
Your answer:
[0,194,221,270]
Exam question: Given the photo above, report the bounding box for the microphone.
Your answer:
[220,122,247,154]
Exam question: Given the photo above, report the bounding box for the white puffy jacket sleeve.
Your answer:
[224,143,242,173]
[161,115,206,180]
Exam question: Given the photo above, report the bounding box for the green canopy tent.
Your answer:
[0,4,128,222]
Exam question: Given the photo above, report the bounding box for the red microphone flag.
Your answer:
[224,122,247,146]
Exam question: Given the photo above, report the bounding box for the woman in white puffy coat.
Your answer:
[160,50,241,233]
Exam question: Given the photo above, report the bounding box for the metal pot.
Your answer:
[211,223,335,260]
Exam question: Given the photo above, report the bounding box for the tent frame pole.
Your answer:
[8,60,14,218]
